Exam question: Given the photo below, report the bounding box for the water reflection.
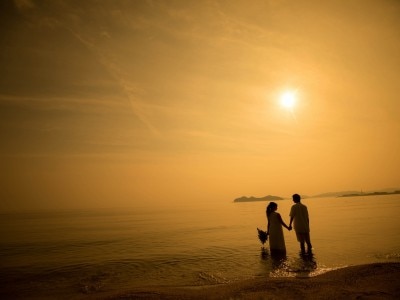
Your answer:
[260,248,317,277]
[290,252,318,277]
[260,247,268,259]
[260,247,287,275]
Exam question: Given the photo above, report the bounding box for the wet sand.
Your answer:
[109,263,400,300]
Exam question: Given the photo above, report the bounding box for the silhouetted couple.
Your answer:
[266,194,312,256]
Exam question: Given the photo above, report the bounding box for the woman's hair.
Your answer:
[266,202,277,218]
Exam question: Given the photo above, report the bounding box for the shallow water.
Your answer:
[1,194,399,298]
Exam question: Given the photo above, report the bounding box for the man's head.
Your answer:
[292,193,301,203]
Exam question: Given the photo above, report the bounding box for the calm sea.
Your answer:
[1,195,399,299]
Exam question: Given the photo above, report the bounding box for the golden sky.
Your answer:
[1,0,399,211]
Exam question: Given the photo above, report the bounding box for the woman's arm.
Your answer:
[288,216,294,230]
[277,213,290,230]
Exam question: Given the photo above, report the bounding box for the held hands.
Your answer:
[287,225,292,231]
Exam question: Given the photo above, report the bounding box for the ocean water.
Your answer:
[1,194,399,299]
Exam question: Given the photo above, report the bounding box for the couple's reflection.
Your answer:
[260,248,288,275]
[293,251,317,277]
[261,248,317,277]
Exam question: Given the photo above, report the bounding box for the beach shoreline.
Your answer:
[108,262,400,300]
[1,262,399,299]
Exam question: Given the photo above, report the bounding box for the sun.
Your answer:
[279,90,297,109]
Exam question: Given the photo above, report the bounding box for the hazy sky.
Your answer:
[1,0,399,211]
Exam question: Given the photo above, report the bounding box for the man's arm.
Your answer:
[289,206,294,228]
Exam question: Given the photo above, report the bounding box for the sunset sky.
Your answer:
[1,0,399,211]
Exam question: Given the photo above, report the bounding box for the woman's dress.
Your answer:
[268,212,286,253]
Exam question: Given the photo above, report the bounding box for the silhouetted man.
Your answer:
[289,194,312,254]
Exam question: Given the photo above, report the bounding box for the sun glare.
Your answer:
[280,91,297,109]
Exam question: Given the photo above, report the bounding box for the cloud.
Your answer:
[13,0,35,10]
[6,0,161,136]
[67,29,160,136]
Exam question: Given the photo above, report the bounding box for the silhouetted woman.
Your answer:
[266,202,291,256]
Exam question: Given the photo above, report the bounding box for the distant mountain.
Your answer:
[338,190,400,198]
[311,188,400,198]
[310,191,360,198]
[234,187,400,202]
[372,187,400,193]
[233,195,284,203]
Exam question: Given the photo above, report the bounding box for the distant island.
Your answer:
[233,195,284,203]
[308,188,400,198]
[233,188,400,203]
[338,190,400,198]
[234,188,400,202]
